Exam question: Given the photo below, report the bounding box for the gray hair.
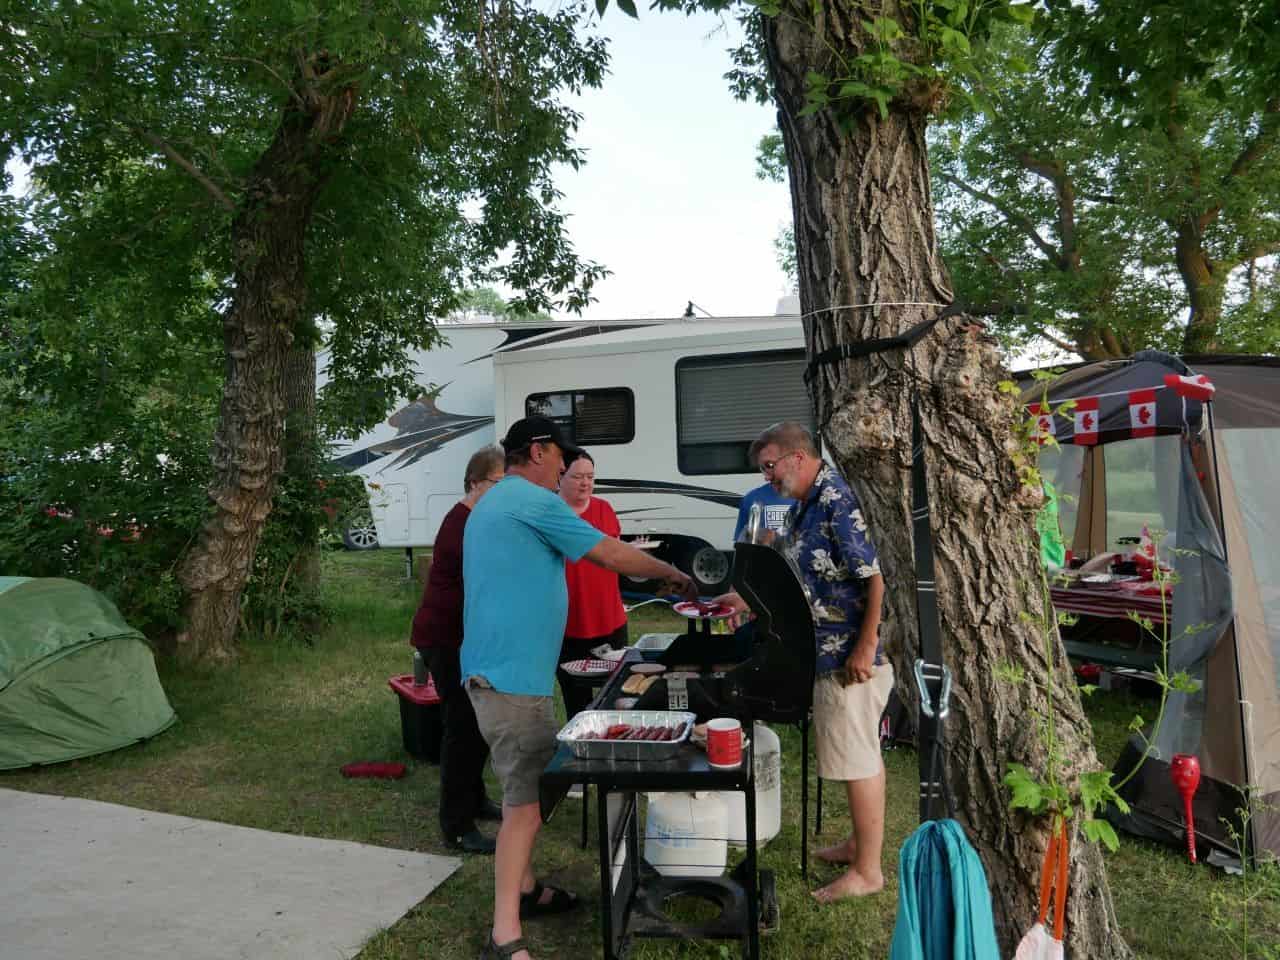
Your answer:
[463,445,505,492]
[749,421,819,464]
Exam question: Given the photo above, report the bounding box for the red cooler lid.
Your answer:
[388,673,441,704]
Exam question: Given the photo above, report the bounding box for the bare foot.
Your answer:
[811,867,885,903]
[814,840,856,864]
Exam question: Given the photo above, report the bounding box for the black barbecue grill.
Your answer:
[537,542,815,960]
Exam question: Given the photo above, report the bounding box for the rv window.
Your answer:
[676,351,816,474]
[525,389,634,445]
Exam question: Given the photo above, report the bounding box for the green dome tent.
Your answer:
[0,577,176,769]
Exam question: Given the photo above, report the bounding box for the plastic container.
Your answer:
[644,791,728,877]
[720,722,782,847]
[634,633,679,652]
[388,674,442,763]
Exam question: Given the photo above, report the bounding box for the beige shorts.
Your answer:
[467,682,557,807]
[813,665,894,781]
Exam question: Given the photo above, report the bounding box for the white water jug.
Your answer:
[643,791,728,877]
[721,721,782,848]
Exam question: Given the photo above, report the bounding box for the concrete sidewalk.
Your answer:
[0,788,460,960]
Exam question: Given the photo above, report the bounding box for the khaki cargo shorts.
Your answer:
[812,664,894,781]
[467,679,558,808]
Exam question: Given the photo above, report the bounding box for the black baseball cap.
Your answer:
[500,415,585,462]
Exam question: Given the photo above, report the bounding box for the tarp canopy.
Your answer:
[0,578,176,769]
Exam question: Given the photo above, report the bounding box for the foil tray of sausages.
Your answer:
[556,710,697,761]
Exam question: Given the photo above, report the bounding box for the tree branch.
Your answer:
[1018,153,1078,270]
[1226,97,1280,183]
[216,56,307,112]
[1035,327,1078,355]
[1235,238,1280,265]
[135,129,236,212]
[938,172,1061,264]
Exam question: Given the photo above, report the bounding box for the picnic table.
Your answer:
[1050,573,1172,670]
[1050,575,1171,627]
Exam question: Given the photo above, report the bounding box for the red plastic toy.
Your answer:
[1169,753,1201,864]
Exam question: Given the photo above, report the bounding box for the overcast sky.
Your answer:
[551,9,794,321]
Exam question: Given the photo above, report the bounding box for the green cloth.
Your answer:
[889,819,1000,960]
[0,578,176,769]
[1037,481,1066,569]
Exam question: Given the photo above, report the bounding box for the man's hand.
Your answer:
[712,591,748,630]
[842,643,876,686]
[661,567,697,601]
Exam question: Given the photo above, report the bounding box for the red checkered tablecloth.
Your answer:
[1050,578,1171,627]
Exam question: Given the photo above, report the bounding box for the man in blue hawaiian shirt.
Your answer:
[716,421,890,903]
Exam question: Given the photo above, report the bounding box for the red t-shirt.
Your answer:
[563,497,626,640]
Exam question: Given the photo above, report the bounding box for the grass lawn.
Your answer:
[4,549,1277,959]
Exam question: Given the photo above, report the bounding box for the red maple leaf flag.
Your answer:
[1163,373,1216,401]
[1128,389,1157,438]
[1029,402,1055,445]
[1073,396,1100,445]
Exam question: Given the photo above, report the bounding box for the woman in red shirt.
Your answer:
[556,450,628,718]
[410,445,506,854]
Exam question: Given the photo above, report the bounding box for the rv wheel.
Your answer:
[342,510,380,551]
[684,543,732,594]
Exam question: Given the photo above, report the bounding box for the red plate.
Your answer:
[672,601,735,621]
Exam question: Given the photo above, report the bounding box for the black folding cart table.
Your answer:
[540,712,761,960]
[539,542,814,960]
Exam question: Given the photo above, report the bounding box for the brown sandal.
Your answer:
[480,935,528,959]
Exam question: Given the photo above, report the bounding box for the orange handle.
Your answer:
[1035,825,1058,925]
[1052,819,1070,941]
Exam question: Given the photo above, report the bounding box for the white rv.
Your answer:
[330,306,811,592]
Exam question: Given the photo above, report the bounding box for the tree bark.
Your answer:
[176,74,355,661]
[1175,219,1223,355]
[764,6,1131,956]
[283,341,321,592]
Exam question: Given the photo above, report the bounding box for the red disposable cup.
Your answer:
[707,718,743,767]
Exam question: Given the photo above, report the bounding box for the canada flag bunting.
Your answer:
[1029,403,1055,445]
[1128,389,1157,438]
[1072,396,1100,445]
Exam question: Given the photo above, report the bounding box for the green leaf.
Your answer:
[596,0,608,16]
[1079,770,1114,812]
[1004,764,1047,813]
[1081,817,1120,852]
[615,0,638,16]
[1005,3,1037,24]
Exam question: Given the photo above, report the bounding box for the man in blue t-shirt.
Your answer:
[733,481,796,543]
[463,415,694,960]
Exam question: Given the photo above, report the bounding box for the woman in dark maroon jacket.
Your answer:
[410,445,506,853]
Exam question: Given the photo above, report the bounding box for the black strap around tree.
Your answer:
[910,395,953,823]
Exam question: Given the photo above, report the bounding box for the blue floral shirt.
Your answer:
[781,463,882,676]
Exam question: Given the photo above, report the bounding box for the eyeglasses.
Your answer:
[759,452,797,474]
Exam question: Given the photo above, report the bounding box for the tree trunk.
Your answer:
[764,7,1131,956]
[1175,220,1223,354]
[176,76,355,661]
[283,341,321,592]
